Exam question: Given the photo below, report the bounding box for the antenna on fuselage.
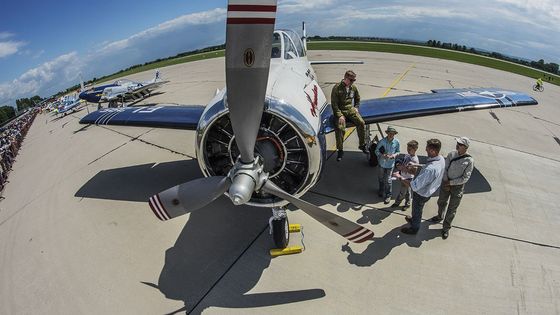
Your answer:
[302,21,307,51]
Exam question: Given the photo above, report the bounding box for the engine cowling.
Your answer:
[196,95,322,207]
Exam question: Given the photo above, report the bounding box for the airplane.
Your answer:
[50,94,83,117]
[79,0,537,249]
[78,70,169,107]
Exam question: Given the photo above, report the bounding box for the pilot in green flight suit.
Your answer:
[331,70,368,161]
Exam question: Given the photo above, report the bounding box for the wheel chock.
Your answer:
[289,224,301,233]
[270,246,303,257]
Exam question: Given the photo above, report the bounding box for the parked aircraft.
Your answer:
[80,0,537,248]
[53,94,83,116]
[78,70,169,107]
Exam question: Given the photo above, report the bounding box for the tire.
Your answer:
[533,84,544,92]
[272,216,289,249]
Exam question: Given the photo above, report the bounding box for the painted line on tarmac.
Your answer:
[327,63,416,159]
[98,125,195,159]
[308,190,560,250]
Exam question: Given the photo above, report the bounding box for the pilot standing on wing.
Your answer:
[331,70,368,162]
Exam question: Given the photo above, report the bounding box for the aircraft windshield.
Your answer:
[285,30,305,57]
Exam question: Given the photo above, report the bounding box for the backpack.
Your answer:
[369,141,379,167]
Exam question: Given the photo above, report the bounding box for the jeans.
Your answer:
[378,167,393,198]
[395,181,411,204]
[410,191,431,231]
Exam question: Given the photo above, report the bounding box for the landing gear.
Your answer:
[270,207,289,249]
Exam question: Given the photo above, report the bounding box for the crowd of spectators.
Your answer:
[0,108,39,194]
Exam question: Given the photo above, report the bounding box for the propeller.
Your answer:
[148,176,230,221]
[147,0,374,244]
[262,181,374,243]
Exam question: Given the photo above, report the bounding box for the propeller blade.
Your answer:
[148,176,230,221]
[225,0,277,163]
[262,181,374,243]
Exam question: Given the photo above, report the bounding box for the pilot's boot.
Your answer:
[358,144,369,154]
[337,150,344,162]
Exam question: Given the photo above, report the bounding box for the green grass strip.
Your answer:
[308,41,560,86]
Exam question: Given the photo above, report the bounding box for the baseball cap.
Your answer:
[455,136,470,147]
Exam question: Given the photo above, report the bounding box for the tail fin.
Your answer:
[79,73,85,92]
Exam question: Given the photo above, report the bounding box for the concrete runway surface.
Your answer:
[1,50,559,314]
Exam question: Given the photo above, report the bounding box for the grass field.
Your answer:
[96,41,559,87]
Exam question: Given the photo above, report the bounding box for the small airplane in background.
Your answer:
[55,95,83,116]
[78,70,169,107]
[79,0,538,249]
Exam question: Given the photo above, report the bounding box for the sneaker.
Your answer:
[391,202,401,208]
[336,150,344,162]
[358,144,369,154]
[384,197,391,204]
[442,230,449,239]
[401,227,418,235]
[403,203,410,209]
[429,215,443,223]
[405,215,412,223]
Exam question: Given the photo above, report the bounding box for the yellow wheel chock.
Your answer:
[270,224,304,257]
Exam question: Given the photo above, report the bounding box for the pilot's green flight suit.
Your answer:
[331,80,366,150]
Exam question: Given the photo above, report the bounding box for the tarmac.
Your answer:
[1,50,559,314]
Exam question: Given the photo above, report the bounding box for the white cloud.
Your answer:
[0,52,82,103]
[0,32,14,40]
[0,41,26,58]
[279,0,336,13]
[98,8,226,55]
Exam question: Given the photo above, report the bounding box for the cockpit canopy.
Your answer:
[271,30,306,60]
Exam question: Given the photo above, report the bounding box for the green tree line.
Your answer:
[0,105,16,125]
[426,39,559,76]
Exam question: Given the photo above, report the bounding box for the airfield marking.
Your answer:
[328,63,416,155]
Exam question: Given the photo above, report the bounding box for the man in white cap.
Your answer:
[430,136,474,239]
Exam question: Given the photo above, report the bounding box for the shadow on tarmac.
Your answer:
[74,151,490,313]
[341,222,441,267]
[314,151,491,213]
[75,160,325,314]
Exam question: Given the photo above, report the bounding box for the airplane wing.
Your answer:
[320,88,537,134]
[79,105,204,130]
[122,81,170,101]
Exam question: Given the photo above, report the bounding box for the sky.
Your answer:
[1,0,559,106]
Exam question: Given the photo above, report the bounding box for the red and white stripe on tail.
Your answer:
[227,0,277,24]
[149,194,170,221]
[343,226,375,243]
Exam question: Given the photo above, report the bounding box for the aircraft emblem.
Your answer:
[459,90,507,100]
[243,48,255,67]
[305,84,319,117]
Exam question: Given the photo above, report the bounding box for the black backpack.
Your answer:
[369,141,381,167]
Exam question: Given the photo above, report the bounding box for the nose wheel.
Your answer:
[270,207,289,249]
